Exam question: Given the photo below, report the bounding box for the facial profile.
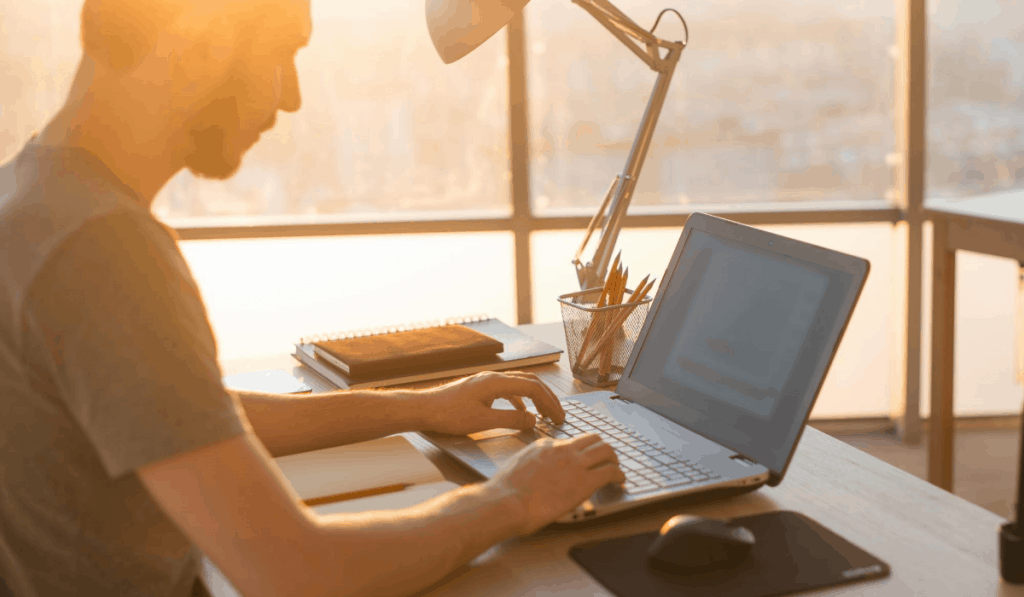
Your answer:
[181,14,306,179]
[80,0,310,180]
[182,71,274,180]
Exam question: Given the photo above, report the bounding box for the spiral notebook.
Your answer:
[292,316,563,390]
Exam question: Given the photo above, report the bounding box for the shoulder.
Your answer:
[2,143,156,259]
[51,210,195,305]
[2,144,171,335]
[3,143,180,289]
[34,208,198,319]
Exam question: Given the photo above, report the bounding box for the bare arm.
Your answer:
[237,371,566,457]
[234,387,424,456]
[139,431,622,597]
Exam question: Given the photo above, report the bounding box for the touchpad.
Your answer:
[448,430,539,477]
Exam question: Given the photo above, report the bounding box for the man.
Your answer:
[0,1,624,595]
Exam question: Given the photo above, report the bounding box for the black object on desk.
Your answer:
[998,398,1024,584]
[569,511,890,597]
[647,514,756,573]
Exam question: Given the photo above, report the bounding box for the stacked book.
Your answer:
[292,317,562,390]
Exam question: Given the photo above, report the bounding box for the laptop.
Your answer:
[422,213,869,523]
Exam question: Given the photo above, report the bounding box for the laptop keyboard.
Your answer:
[534,400,720,495]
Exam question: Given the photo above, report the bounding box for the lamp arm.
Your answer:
[572,0,686,289]
[571,0,680,70]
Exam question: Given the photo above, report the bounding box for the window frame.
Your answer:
[170,4,927,442]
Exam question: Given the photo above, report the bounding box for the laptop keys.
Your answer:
[652,454,676,465]
[627,483,660,494]
[537,401,722,494]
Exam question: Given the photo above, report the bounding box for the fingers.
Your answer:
[488,371,565,424]
[566,433,603,450]
[506,395,527,413]
[488,405,536,431]
[588,462,627,485]
[566,435,623,485]
[489,395,530,430]
[578,441,619,470]
[544,436,624,484]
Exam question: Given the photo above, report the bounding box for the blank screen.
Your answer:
[629,229,857,473]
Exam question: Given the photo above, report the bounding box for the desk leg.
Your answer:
[929,218,956,491]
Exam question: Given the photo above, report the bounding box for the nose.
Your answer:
[279,61,301,113]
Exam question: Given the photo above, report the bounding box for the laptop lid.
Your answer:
[616,213,869,486]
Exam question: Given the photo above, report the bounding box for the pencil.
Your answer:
[580,281,650,371]
[577,263,623,373]
[608,251,622,287]
[599,268,628,379]
[576,259,622,371]
[578,277,656,372]
[303,483,411,507]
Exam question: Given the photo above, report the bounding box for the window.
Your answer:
[926,0,1024,203]
[157,0,511,222]
[0,0,82,159]
[182,233,516,359]
[532,223,898,418]
[0,0,510,222]
[527,0,897,213]
[8,0,965,429]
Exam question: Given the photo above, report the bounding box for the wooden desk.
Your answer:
[926,196,1024,491]
[210,323,1019,596]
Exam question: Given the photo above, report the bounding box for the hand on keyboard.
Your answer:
[420,371,565,436]
[533,400,720,495]
[486,433,625,534]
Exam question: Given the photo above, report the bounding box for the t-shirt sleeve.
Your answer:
[23,211,247,478]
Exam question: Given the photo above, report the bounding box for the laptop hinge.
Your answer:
[610,394,633,404]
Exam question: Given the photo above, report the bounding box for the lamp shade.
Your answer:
[426,0,531,63]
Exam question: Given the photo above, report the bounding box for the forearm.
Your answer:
[304,482,523,597]
[141,434,526,597]
[235,389,432,456]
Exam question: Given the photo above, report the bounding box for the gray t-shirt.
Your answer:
[0,143,247,596]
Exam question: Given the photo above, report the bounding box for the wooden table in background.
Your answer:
[926,197,1024,492]
[208,323,1020,596]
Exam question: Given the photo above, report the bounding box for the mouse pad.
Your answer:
[569,511,890,597]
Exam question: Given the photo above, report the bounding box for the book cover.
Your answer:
[312,324,503,379]
[292,317,562,390]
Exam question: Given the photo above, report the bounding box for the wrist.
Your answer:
[417,481,527,572]
[410,386,443,432]
[478,479,528,537]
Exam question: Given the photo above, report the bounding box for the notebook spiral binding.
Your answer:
[300,313,492,345]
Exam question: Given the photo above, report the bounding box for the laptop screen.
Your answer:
[622,222,866,476]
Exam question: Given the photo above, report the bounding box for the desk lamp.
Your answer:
[426,0,688,289]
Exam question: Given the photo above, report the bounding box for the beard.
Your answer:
[182,75,261,180]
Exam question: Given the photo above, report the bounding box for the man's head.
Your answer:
[80,0,311,179]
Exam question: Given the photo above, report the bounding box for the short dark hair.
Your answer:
[80,0,185,71]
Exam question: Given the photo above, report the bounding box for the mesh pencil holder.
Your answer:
[558,287,653,387]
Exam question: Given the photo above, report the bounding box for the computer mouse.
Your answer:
[647,514,756,573]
